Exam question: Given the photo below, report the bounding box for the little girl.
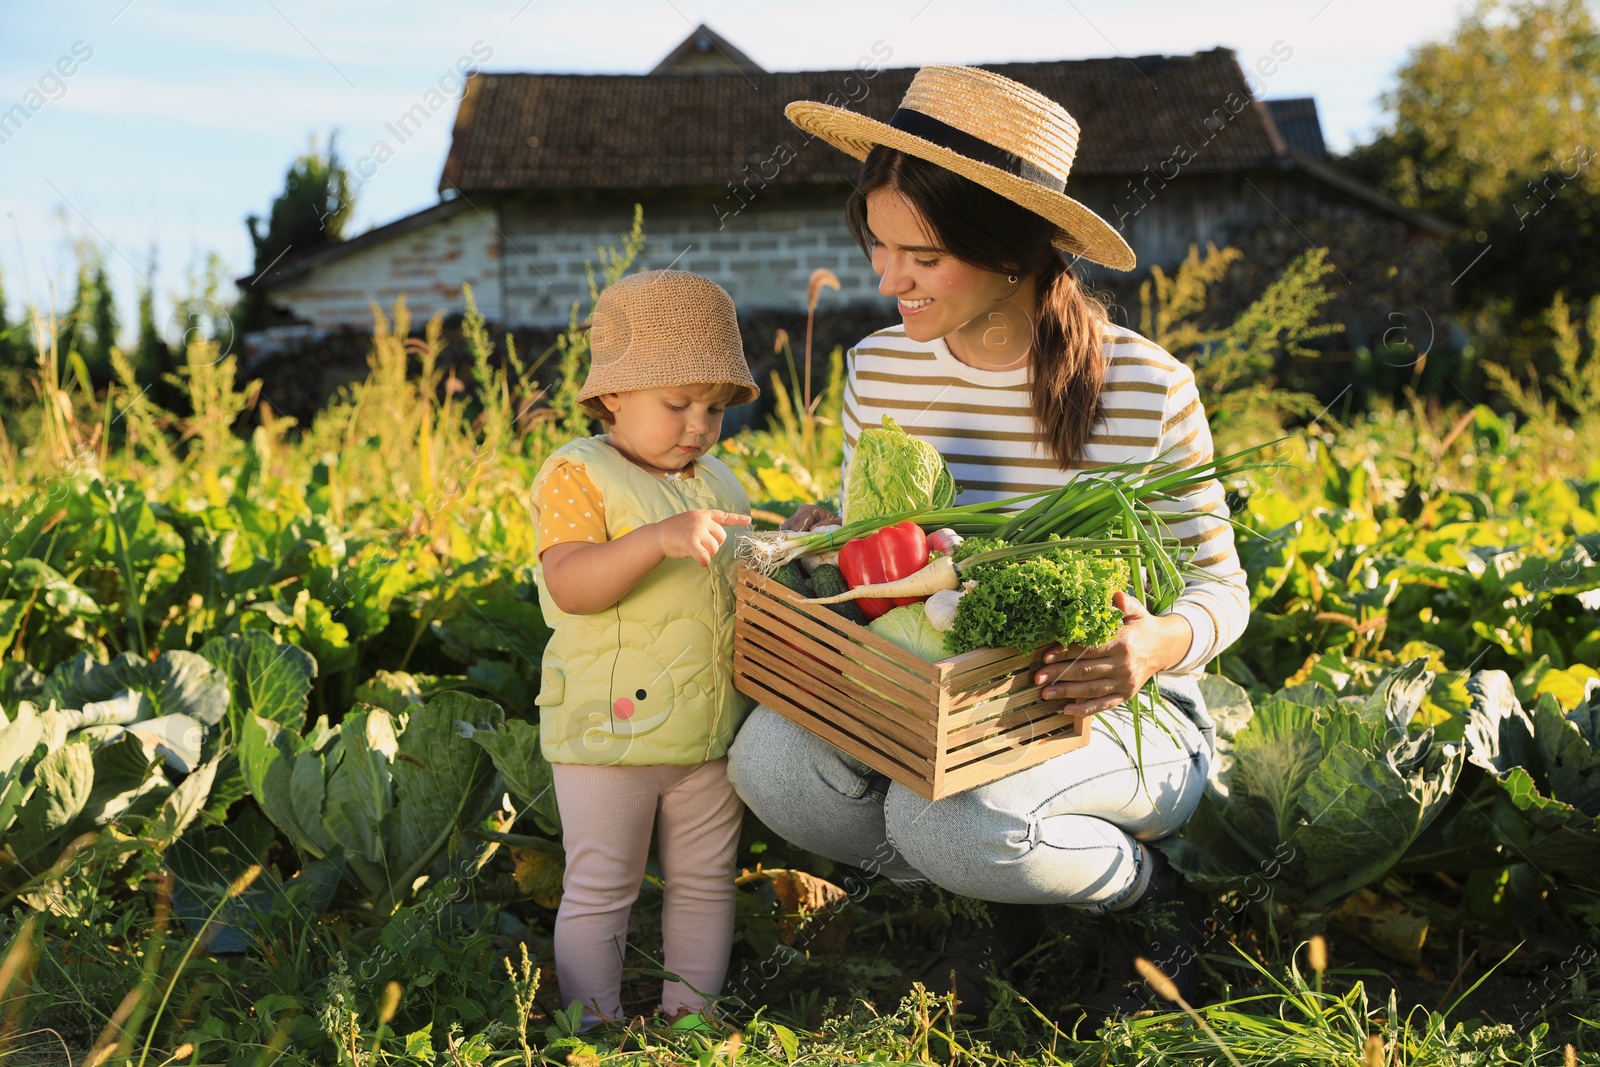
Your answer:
[531,269,759,1027]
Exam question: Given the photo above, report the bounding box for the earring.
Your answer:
[1007,274,1018,284]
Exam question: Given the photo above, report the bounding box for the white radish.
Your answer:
[803,555,959,604]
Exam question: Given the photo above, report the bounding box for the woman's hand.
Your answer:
[781,504,841,532]
[1033,592,1194,715]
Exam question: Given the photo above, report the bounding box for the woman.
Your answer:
[726,66,1250,1015]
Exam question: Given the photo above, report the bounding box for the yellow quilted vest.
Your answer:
[531,435,753,765]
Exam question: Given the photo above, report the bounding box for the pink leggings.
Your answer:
[551,758,743,1024]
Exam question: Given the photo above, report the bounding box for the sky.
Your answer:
[0,0,1475,346]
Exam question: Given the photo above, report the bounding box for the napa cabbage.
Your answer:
[842,416,956,524]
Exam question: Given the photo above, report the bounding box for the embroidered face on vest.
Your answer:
[572,619,714,762]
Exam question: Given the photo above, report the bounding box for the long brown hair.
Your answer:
[844,147,1112,469]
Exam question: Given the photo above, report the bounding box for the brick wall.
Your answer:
[499,190,894,327]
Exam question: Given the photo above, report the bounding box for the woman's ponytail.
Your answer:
[1029,255,1112,469]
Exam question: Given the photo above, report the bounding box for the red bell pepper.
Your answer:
[838,521,930,620]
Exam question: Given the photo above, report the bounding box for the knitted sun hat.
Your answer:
[785,65,1135,271]
[576,269,759,419]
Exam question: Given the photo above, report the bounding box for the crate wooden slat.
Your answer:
[735,640,935,765]
[733,565,1091,800]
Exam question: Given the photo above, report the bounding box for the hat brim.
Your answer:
[786,101,1136,272]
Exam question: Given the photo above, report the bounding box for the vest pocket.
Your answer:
[535,667,565,707]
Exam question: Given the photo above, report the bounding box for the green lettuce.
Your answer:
[946,539,1127,656]
[842,416,955,524]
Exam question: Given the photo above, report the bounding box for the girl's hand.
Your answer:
[1032,592,1194,715]
[654,509,750,566]
[781,504,840,532]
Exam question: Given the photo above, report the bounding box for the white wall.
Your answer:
[263,205,503,331]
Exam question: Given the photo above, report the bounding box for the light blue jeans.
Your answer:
[727,676,1212,913]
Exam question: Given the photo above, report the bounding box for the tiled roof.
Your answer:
[1265,98,1328,156]
[439,49,1289,194]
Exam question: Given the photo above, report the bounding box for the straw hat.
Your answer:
[577,269,759,418]
[786,65,1136,271]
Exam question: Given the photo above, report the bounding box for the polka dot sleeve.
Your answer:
[535,461,608,557]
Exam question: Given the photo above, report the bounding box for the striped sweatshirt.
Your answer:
[839,324,1249,677]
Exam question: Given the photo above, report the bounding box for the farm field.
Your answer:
[1,251,1598,1067]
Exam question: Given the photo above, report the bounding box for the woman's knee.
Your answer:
[884,786,1035,883]
[728,706,873,809]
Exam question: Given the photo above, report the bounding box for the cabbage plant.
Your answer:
[0,648,232,908]
[239,690,506,915]
[1160,658,1463,911]
[1406,671,1600,879]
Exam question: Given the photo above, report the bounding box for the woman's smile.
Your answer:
[898,296,934,315]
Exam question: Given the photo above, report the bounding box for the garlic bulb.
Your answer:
[924,588,964,632]
[926,528,964,556]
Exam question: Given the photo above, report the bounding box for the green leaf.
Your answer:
[290,590,355,676]
[0,599,26,658]
[149,755,222,846]
[431,599,550,666]
[770,1022,798,1064]
[1230,698,1322,849]
[6,559,101,619]
[386,692,504,897]
[463,719,560,837]
[238,714,336,862]
[1529,692,1600,815]
[199,631,317,740]
[465,660,532,717]
[80,733,164,826]
[0,701,46,781]
[405,1025,435,1061]
[13,742,95,868]
[0,662,46,711]
[1354,658,1433,733]
[322,709,396,878]
[41,650,230,726]
[353,670,427,715]
[165,805,278,894]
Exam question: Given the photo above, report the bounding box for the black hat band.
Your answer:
[888,108,1068,192]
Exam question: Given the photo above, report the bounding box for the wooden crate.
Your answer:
[732,565,1091,801]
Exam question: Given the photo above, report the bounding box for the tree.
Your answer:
[64,255,94,360]
[1339,0,1600,320]
[134,266,167,389]
[0,266,20,371]
[87,262,118,376]
[240,133,353,330]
